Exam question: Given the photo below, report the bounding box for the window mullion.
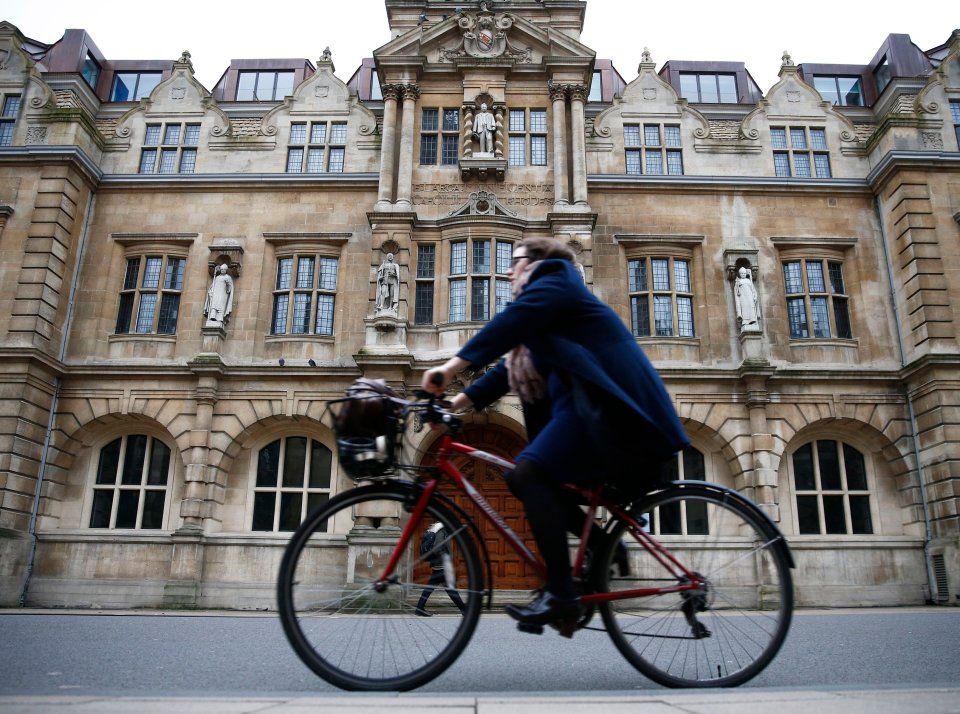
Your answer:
[838,444,853,533]
[109,438,128,528]
[811,442,828,535]
[135,437,150,528]
[302,443,315,521]
[274,439,286,531]
[822,260,836,337]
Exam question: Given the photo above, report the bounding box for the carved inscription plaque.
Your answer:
[412,182,553,207]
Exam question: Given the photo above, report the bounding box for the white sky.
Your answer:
[4,0,955,93]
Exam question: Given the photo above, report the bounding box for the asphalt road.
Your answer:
[1,608,958,696]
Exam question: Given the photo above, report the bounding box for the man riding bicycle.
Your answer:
[423,237,689,634]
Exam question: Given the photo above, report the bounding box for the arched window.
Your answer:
[251,437,333,531]
[89,435,172,529]
[790,440,872,534]
[643,445,708,535]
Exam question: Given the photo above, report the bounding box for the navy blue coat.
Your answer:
[460,259,689,476]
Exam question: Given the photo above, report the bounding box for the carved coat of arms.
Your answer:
[438,8,532,64]
[478,28,494,52]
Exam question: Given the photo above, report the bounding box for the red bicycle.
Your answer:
[277,388,794,691]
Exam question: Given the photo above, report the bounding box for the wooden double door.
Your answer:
[424,423,540,591]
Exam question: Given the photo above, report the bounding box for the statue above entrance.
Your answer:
[459,99,507,180]
[473,103,495,156]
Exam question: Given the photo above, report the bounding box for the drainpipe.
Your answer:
[19,192,95,606]
[873,196,937,603]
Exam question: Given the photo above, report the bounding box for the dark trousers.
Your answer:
[415,568,467,612]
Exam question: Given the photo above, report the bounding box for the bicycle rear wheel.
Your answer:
[277,482,483,691]
[597,484,793,688]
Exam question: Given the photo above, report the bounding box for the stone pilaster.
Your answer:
[567,84,590,209]
[549,81,569,209]
[179,363,222,532]
[394,84,420,211]
[740,369,779,521]
[883,178,958,354]
[375,84,402,210]
[9,166,85,350]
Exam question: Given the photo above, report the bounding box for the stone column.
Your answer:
[494,106,505,158]
[568,84,590,209]
[375,84,401,210]
[461,103,474,158]
[394,84,420,211]
[549,82,569,208]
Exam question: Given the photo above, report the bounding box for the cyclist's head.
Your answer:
[517,237,575,263]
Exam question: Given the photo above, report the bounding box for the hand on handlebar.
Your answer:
[421,357,470,396]
[422,368,447,396]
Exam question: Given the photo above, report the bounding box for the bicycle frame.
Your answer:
[376,431,706,604]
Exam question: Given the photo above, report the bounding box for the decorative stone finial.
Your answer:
[176,50,194,72]
[781,50,794,67]
[320,47,332,63]
[641,47,652,63]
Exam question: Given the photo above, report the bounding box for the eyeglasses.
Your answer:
[510,255,529,266]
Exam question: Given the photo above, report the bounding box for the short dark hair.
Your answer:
[518,237,575,263]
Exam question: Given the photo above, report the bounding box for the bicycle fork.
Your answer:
[372,480,440,593]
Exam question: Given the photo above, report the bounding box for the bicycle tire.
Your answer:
[596,484,793,688]
[277,481,483,691]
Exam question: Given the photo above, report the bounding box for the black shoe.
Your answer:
[414,607,432,617]
[505,591,581,627]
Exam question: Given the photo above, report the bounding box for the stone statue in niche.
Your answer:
[205,264,234,326]
[376,253,401,313]
[473,103,495,155]
[734,266,761,333]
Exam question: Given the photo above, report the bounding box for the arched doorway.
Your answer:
[422,421,540,591]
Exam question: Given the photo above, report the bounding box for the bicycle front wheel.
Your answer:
[597,485,793,688]
[277,482,483,691]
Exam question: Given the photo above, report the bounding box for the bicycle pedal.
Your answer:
[516,622,544,635]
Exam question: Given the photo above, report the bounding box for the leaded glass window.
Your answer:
[624,123,683,175]
[782,259,851,339]
[251,437,333,531]
[628,257,695,338]
[89,435,171,529]
[792,440,872,534]
[115,255,185,335]
[271,254,339,336]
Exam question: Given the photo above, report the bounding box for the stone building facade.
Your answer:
[0,1,958,609]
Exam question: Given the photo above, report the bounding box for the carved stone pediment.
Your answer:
[447,190,517,218]
[439,5,531,63]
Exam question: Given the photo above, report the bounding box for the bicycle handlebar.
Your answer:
[406,388,462,431]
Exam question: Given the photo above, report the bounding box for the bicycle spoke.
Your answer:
[599,486,793,688]
[277,484,483,691]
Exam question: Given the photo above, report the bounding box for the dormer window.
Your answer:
[813,76,864,107]
[679,72,737,103]
[111,72,162,101]
[82,52,101,91]
[237,71,295,101]
[874,56,890,94]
